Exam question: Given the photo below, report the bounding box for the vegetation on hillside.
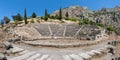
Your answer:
[97,23,104,27]
[48,8,63,20]
[24,8,28,24]
[106,26,115,31]
[58,8,62,20]
[44,9,49,21]
[3,16,10,24]
[30,19,35,23]
[0,6,119,36]
[14,20,18,25]
[0,20,4,27]
[40,8,64,21]
[12,13,23,25]
[12,13,23,21]
[40,9,50,21]
[78,18,96,25]
[65,12,69,18]
[31,12,37,18]
[65,17,77,22]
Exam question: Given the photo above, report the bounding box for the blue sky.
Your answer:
[0,0,120,20]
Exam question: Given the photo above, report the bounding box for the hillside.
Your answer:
[51,6,120,35]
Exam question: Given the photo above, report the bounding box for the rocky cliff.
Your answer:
[51,6,93,19]
[51,6,120,35]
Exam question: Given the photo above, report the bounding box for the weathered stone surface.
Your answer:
[0,53,7,60]
[51,6,120,35]
[51,6,93,19]
[0,30,8,53]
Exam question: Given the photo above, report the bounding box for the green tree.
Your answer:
[59,8,62,20]
[0,20,4,27]
[44,9,48,21]
[65,12,69,18]
[3,16,10,24]
[31,12,37,18]
[24,8,28,24]
[12,13,23,21]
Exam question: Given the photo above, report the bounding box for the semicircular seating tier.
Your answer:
[14,23,107,41]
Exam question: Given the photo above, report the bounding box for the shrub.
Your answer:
[50,16,55,19]
[30,19,34,23]
[64,17,69,20]
[69,18,77,21]
[106,26,115,31]
[79,18,90,25]
[97,23,104,27]
[78,21,82,25]
[14,20,18,25]
[41,16,44,19]
[78,18,97,25]
[54,14,60,19]
[12,13,23,21]
[40,16,48,21]
[64,17,77,22]
[3,16,10,24]
[83,19,89,25]
[44,16,48,21]
[89,20,96,25]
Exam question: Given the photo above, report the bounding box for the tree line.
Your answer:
[0,7,65,26]
[0,7,116,35]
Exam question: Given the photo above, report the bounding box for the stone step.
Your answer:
[69,54,83,60]
[36,54,49,60]
[18,50,30,55]
[11,46,24,53]
[26,53,41,60]
[10,51,36,60]
[8,45,108,60]
[86,51,96,56]
[46,57,52,60]
[78,53,91,60]
[91,50,101,54]
[62,55,72,60]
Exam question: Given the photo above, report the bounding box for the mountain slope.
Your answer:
[51,6,120,35]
